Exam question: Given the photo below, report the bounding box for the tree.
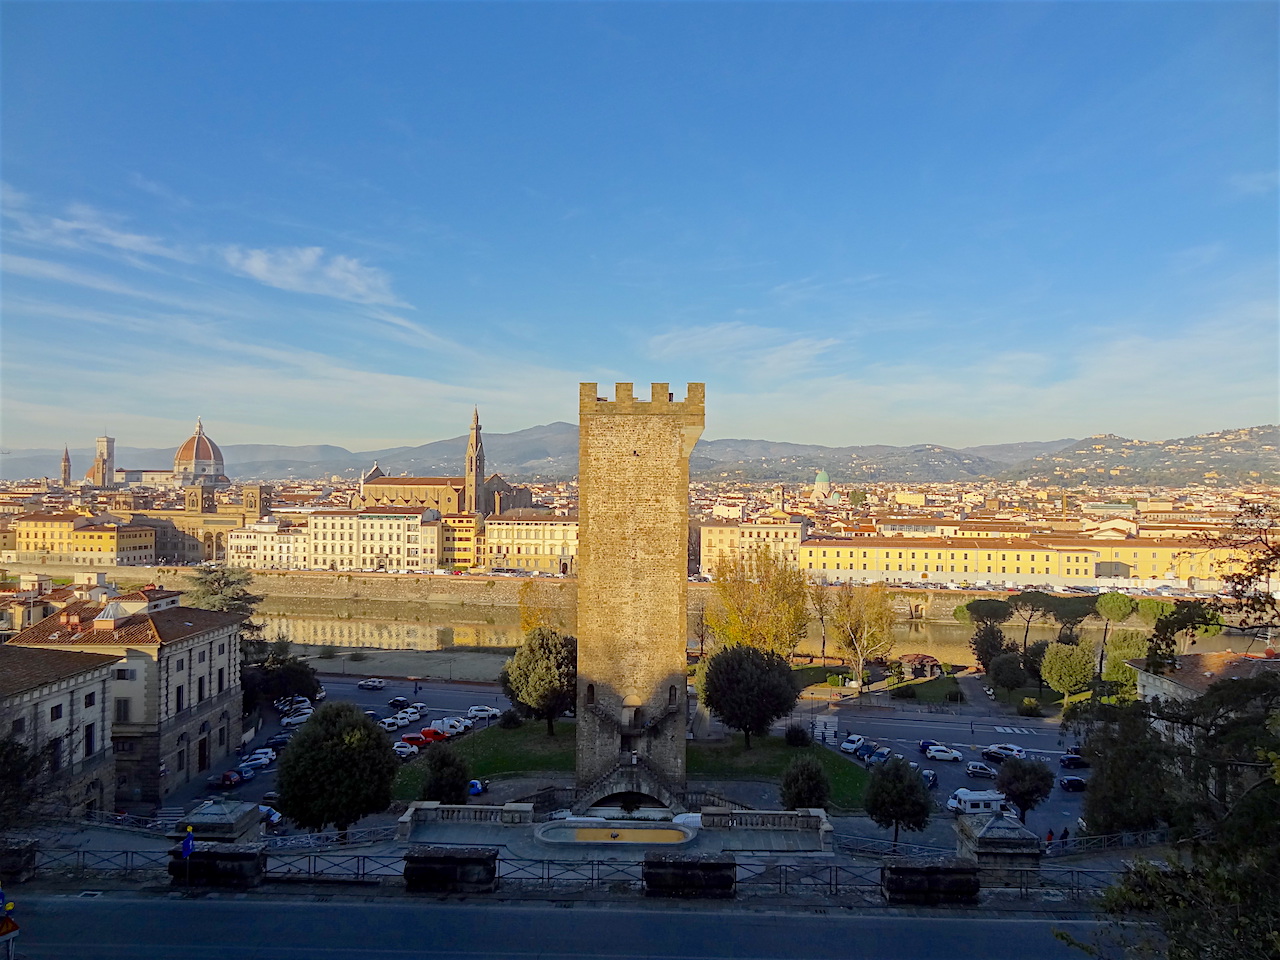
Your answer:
[969,622,1012,673]
[952,603,971,625]
[1079,702,1174,834]
[420,745,471,804]
[1007,591,1056,652]
[183,565,263,653]
[1095,591,1136,644]
[707,547,810,656]
[995,758,1055,823]
[1047,594,1097,642]
[702,644,799,749]
[1100,630,1150,700]
[0,736,58,834]
[241,652,320,715]
[275,703,399,834]
[780,755,830,810]
[989,651,1027,700]
[517,578,567,634]
[503,627,577,736]
[1021,639,1050,694]
[808,581,833,665]
[864,757,931,847]
[830,583,897,688]
[1041,641,1096,697]
[965,598,1012,627]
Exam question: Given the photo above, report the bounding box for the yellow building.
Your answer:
[699,518,809,575]
[440,514,480,568]
[483,511,578,574]
[797,537,1100,586]
[13,511,155,566]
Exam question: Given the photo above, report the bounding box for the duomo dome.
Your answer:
[173,418,228,486]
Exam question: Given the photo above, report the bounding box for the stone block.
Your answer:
[881,859,980,905]
[168,841,265,888]
[642,852,735,899]
[403,845,498,894]
[0,839,39,884]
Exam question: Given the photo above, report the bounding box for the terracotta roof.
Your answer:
[1132,651,1280,695]
[0,645,121,699]
[113,588,181,603]
[362,477,463,487]
[174,419,223,467]
[9,600,244,648]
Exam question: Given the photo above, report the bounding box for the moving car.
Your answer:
[357,678,387,690]
[966,761,999,780]
[468,705,502,719]
[925,745,963,762]
[1059,776,1088,792]
[981,743,1026,762]
[1059,753,1091,769]
[839,735,866,754]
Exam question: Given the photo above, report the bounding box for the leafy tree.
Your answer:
[783,722,811,747]
[1095,591,1136,645]
[1041,641,1096,697]
[504,627,577,736]
[864,757,931,847]
[1007,591,1056,652]
[183,565,264,652]
[702,644,799,749]
[994,758,1055,823]
[830,583,897,687]
[275,703,399,834]
[420,745,471,804]
[969,622,1012,673]
[1135,597,1175,627]
[780,755,830,810]
[0,736,59,833]
[952,604,971,624]
[707,547,810,656]
[1079,702,1174,834]
[517,578,567,634]
[808,581,833,664]
[1100,630,1150,700]
[1021,639,1050,694]
[241,654,320,715]
[965,598,1012,626]
[989,651,1027,700]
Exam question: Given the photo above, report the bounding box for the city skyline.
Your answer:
[3,3,1276,451]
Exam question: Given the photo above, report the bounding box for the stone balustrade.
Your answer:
[397,801,534,839]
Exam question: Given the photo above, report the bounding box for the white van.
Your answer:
[946,789,1014,815]
[428,718,465,736]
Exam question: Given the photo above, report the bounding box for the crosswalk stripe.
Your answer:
[994,726,1034,735]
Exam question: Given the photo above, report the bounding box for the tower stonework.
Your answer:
[574,382,704,812]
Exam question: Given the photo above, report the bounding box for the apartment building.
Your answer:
[699,517,810,575]
[483,511,579,574]
[226,517,311,569]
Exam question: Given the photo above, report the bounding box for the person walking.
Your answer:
[1045,828,1055,854]
[1059,826,1070,851]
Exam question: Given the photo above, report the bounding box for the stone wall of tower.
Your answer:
[575,382,704,801]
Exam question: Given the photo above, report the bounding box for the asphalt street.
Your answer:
[9,895,1116,960]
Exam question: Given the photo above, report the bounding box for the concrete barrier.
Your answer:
[403,845,498,894]
[880,859,980,905]
[643,853,736,899]
[168,842,266,888]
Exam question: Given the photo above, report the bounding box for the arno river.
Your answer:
[262,609,1257,667]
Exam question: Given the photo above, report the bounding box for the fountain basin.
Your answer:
[535,820,697,845]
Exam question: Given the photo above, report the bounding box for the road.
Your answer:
[9,894,1115,960]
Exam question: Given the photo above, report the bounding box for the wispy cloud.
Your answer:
[1227,170,1279,196]
[4,201,193,262]
[648,321,839,378]
[221,245,409,307]
[129,172,191,209]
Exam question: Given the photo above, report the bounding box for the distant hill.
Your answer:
[3,425,1273,486]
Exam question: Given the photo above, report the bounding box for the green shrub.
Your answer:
[1017,697,1043,717]
[890,686,917,700]
[348,649,367,662]
[784,723,812,747]
[828,674,843,687]
[318,645,337,660]
[780,756,830,810]
[498,708,524,729]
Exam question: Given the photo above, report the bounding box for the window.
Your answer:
[50,704,63,722]
[84,723,96,757]
[114,668,136,681]
[175,685,185,713]
[197,677,206,701]
[198,651,206,663]
[113,740,136,754]
[115,698,131,722]
[176,659,185,671]
[217,667,225,694]
[49,737,62,772]
[84,692,96,708]
[176,749,186,771]
[10,718,25,735]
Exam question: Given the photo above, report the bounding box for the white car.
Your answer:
[982,743,1027,762]
[445,716,474,730]
[248,747,276,762]
[357,678,387,691]
[468,705,501,719]
[410,702,429,712]
[396,708,422,723]
[925,745,964,762]
[839,735,866,754]
[280,712,311,727]
[378,717,405,732]
[238,754,271,770]
[392,742,419,759]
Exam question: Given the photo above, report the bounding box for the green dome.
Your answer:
[815,470,830,482]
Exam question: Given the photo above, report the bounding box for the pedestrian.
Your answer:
[1045,829,1054,852]
[1060,826,1070,850]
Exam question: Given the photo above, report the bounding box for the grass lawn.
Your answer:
[687,734,867,811]
[792,665,848,689]
[894,675,962,703]
[393,720,576,801]
[994,684,1064,716]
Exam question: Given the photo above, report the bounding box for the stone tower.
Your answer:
[88,436,115,488]
[60,445,71,488]
[574,382,705,812]
[464,407,485,515]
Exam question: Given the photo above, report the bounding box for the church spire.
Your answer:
[465,407,485,515]
[61,445,71,488]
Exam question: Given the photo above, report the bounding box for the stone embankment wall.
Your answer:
[1,560,998,624]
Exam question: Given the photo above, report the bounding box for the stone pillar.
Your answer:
[403,845,498,894]
[955,812,1044,887]
[168,842,266,888]
[643,852,736,899]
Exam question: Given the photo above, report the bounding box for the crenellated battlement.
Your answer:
[579,382,706,417]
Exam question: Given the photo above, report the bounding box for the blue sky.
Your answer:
[2,2,1276,454]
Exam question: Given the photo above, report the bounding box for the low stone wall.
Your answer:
[397,801,535,839]
[168,841,266,888]
[881,859,981,905]
[403,845,498,894]
[700,807,825,832]
[0,840,39,883]
[643,853,736,899]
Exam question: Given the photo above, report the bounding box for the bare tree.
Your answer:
[830,583,897,690]
[808,580,833,666]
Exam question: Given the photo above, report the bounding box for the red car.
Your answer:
[205,770,244,790]
[418,728,450,742]
[401,733,431,748]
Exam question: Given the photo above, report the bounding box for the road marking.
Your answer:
[994,726,1035,735]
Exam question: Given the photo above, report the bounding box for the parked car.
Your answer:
[401,733,432,748]
[853,741,878,761]
[234,764,259,781]
[411,702,429,712]
[262,791,280,806]
[468,705,502,719]
[357,678,387,690]
[393,742,419,759]
[966,761,999,780]
[1059,753,1091,769]
[867,747,894,766]
[378,717,405,732]
[839,734,866,754]
[925,745,964,762]
[418,728,449,743]
[981,743,1026,763]
[1059,776,1088,792]
[246,747,276,762]
[238,754,271,770]
[206,770,244,790]
[363,710,380,720]
[388,697,411,710]
[446,716,475,730]
[396,708,422,723]
[920,769,939,790]
[918,739,944,754]
[264,733,294,750]
[280,711,311,727]
[314,686,327,701]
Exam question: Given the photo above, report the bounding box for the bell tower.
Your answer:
[464,407,485,515]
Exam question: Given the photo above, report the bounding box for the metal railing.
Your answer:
[266,853,404,880]
[498,858,644,888]
[81,810,166,834]
[1052,828,1171,857]
[737,862,881,895]
[834,834,955,859]
[36,848,169,876]
[263,825,398,850]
